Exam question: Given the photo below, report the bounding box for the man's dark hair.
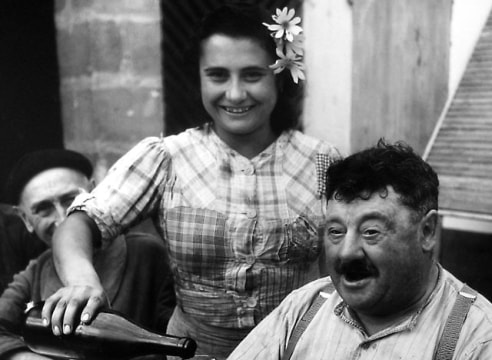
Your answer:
[184,2,303,133]
[326,139,439,217]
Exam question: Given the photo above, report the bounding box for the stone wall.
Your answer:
[55,0,163,182]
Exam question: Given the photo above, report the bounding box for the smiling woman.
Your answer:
[199,34,278,158]
[161,0,301,135]
[41,3,341,360]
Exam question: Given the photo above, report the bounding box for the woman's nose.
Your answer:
[225,79,246,102]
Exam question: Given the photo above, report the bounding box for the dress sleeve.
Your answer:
[68,137,172,245]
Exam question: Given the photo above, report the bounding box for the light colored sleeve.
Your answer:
[227,278,330,360]
[226,297,291,360]
[68,137,171,244]
[464,340,492,360]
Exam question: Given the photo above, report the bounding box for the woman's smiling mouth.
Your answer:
[221,106,253,114]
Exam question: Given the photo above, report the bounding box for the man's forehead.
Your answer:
[20,168,89,204]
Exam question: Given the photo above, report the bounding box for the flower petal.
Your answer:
[287,8,295,20]
[291,17,301,25]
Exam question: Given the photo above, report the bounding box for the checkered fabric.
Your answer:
[69,124,340,329]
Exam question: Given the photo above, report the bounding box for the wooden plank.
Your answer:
[351,0,451,154]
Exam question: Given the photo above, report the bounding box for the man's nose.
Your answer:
[225,78,246,102]
[338,232,364,261]
[53,203,67,227]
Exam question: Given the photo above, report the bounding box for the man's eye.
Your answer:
[34,204,53,217]
[363,229,380,238]
[61,196,77,209]
[326,227,344,238]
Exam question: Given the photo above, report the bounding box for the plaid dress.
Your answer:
[70,124,340,331]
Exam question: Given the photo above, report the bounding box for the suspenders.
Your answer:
[434,284,477,360]
[282,283,477,360]
[282,283,335,360]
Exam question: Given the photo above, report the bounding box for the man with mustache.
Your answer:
[227,140,492,359]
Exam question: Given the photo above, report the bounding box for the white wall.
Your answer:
[449,0,492,97]
[302,0,352,156]
[302,0,492,156]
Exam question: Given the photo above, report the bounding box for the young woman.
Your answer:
[42,4,340,359]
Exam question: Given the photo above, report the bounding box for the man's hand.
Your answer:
[41,285,108,335]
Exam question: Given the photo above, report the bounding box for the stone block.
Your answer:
[90,20,123,73]
[124,22,162,75]
[65,0,160,15]
[57,23,91,77]
[91,87,163,143]
[60,86,97,144]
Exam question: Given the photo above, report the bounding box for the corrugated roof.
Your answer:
[425,10,492,217]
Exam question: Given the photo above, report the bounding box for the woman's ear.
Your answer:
[420,209,438,252]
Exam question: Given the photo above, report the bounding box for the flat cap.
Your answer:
[5,149,93,204]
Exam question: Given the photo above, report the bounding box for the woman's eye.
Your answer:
[243,71,263,82]
[205,70,228,82]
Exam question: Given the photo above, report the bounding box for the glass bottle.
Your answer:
[23,301,197,359]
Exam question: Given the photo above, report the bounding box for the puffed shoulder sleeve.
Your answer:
[68,137,171,243]
[316,142,342,198]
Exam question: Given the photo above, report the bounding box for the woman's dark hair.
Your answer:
[184,2,303,133]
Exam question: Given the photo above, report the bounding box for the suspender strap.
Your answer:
[434,284,477,360]
[282,283,335,360]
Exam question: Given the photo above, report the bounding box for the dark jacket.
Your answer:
[0,231,175,357]
[0,204,46,294]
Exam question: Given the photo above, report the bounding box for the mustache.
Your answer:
[334,258,379,279]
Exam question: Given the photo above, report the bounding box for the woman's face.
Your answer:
[199,34,278,145]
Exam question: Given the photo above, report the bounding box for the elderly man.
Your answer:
[227,140,492,359]
[0,149,175,359]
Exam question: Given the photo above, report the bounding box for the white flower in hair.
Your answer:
[270,48,305,84]
[263,7,302,42]
[263,7,305,83]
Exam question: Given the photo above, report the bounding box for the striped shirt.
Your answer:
[227,266,492,360]
[69,124,340,330]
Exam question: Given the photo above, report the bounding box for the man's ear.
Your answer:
[420,209,438,252]
[14,205,35,233]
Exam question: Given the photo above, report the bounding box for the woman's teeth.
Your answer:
[223,106,252,114]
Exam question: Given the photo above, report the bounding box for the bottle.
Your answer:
[23,301,197,359]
